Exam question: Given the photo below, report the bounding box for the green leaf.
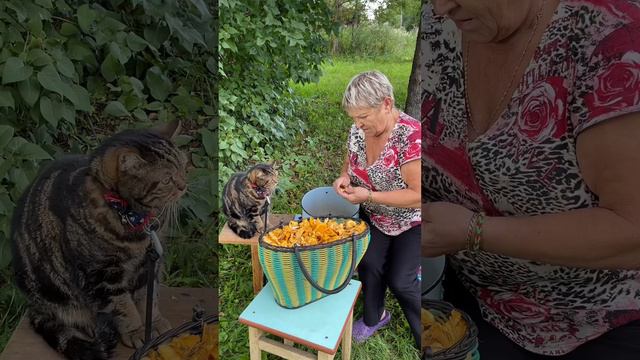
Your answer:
[201,129,215,157]
[132,108,147,121]
[61,102,75,124]
[40,96,61,126]
[144,67,171,101]
[171,94,201,113]
[16,142,52,160]
[2,57,33,84]
[68,84,91,112]
[28,49,53,66]
[206,57,215,74]
[55,54,76,79]
[100,18,126,32]
[37,65,65,96]
[174,134,193,147]
[60,23,79,36]
[100,54,124,82]
[145,101,163,111]
[66,39,94,62]
[126,32,147,52]
[0,88,14,108]
[0,125,14,151]
[109,42,131,64]
[189,0,210,17]
[28,18,43,35]
[9,168,30,197]
[17,77,41,107]
[144,25,170,49]
[203,105,214,115]
[54,0,72,12]
[36,0,53,9]
[104,101,130,117]
[77,5,96,33]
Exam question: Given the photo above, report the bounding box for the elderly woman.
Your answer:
[423,0,640,358]
[333,71,421,346]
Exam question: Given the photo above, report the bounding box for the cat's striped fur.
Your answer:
[222,164,278,239]
[10,121,187,360]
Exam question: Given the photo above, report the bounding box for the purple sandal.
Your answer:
[352,310,391,343]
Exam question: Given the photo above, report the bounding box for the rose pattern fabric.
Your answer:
[348,112,421,235]
[517,77,568,142]
[423,0,640,355]
[587,51,640,118]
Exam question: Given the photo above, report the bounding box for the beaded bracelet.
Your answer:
[466,212,485,252]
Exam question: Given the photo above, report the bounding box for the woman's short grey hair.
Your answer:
[342,71,395,110]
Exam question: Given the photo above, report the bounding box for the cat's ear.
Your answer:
[101,148,145,185]
[270,160,280,171]
[151,120,181,140]
[118,150,145,172]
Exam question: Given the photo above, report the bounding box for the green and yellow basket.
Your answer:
[258,218,370,308]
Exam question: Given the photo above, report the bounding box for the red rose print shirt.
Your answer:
[348,112,421,236]
[423,0,640,356]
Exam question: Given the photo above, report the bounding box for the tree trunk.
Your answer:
[404,3,425,118]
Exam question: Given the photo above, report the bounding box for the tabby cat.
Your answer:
[10,121,187,360]
[222,163,278,239]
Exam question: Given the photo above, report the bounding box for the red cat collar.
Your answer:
[103,191,155,232]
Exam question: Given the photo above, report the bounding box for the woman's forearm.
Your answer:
[482,207,640,269]
[372,188,421,208]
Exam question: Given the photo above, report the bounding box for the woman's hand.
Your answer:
[340,186,369,204]
[422,202,474,257]
[333,174,351,195]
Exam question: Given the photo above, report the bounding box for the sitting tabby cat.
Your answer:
[10,121,187,360]
[222,163,278,239]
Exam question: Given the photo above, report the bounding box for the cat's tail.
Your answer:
[30,309,119,360]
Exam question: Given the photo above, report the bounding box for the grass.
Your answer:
[219,57,419,359]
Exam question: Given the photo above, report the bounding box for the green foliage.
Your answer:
[325,0,369,26]
[0,1,217,349]
[374,0,422,30]
[333,24,417,61]
[218,0,334,187]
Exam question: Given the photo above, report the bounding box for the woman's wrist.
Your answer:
[367,189,374,204]
[465,211,485,252]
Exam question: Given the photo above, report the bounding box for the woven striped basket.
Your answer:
[423,300,480,360]
[258,218,370,308]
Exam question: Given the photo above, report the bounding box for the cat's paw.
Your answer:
[120,326,146,349]
[152,316,172,335]
[118,317,171,348]
[237,228,256,239]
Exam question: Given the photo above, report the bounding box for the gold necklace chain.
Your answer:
[463,0,548,139]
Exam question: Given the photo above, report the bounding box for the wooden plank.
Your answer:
[317,351,335,360]
[218,214,295,245]
[0,287,217,360]
[239,280,361,355]
[250,243,264,294]
[248,326,263,360]
[257,337,316,360]
[342,309,353,360]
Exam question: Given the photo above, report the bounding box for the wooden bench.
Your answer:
[239,279,360,360]
[218,214,294,294]
[0,287,217,360]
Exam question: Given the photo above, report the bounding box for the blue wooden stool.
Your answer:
[239,279,361,360]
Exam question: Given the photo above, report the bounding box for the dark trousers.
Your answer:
[358,213,421,348]
[443,264,640,359]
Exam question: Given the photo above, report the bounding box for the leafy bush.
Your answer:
[333,24,416,61]
[218,0,334,190]
[0,0,216,275]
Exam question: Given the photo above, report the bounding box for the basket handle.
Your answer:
[293,234,357,295]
